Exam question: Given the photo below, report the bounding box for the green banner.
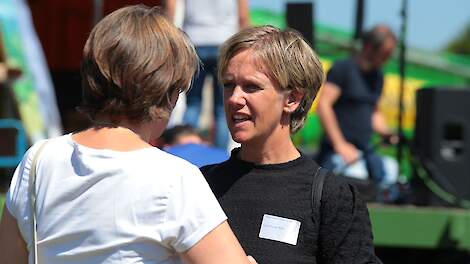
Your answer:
[0,0,46,142]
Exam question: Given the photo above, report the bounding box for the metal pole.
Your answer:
[354,0,365,40]
[396,0,408,175]
[93,0,104,25]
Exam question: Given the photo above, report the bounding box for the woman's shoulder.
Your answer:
[200,158,234,176]
[322,171,362,209]
[323,170,349,188]
[317,172,380,263]
[135,147,203,177]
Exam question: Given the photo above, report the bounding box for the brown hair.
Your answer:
[79,5,198,123]
[361,24,397,50]
[218,25,324,133]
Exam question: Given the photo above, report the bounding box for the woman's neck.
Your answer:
[238,135,300,165]
[72,124,152,151]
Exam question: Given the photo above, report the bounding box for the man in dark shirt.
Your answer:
[316,24,397,187]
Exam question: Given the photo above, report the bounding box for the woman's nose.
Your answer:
[225,86,245,106]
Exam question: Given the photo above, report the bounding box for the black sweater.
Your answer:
[201,149,381,264]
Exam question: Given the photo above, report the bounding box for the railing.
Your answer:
[0,118,27,168]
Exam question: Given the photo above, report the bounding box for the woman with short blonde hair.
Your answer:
[203,25,381,263]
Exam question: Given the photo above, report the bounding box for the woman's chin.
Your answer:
[231,134,249,144]
[231,132,258,146]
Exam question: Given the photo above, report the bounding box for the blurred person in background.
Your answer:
[165,0,249,150]
[202,25,381,264]
[0,5,255,264]
[158,124,229,167]
[160,124,205,146]
[316,24,399,200]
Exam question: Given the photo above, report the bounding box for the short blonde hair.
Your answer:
[80,5,198,123]
[218,25,324,133]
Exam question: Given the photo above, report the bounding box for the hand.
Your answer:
[247,255,257,264]
[381,133,400,145]
[335,141,360,165]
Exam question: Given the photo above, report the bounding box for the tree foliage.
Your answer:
[445,21,470,55]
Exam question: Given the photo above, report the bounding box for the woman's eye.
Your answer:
[245,84,260,92]
[223,82,235,90]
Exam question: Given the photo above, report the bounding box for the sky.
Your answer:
[250,0,470,52]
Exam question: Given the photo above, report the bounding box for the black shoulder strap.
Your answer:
[312,167,327,216]
[311,167,328,259]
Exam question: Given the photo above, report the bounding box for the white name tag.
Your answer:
[258,214,301,245]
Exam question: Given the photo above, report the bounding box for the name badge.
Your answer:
[258,214,301,245]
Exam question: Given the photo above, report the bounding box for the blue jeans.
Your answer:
[316,143,402,203]
[317,146,386,184]
[183,46,229,149]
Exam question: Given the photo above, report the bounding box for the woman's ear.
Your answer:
[284,89,304,113]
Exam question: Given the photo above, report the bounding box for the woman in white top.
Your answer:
[0,5,254,264]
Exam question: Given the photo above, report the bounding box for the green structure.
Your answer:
[370,204,470,250]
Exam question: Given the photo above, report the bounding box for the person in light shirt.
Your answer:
[0,5,255,264]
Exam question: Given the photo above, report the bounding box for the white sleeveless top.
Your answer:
[6,134,226,263]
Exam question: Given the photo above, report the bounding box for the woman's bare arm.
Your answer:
[180,221,254,264]
[0,206,28,264]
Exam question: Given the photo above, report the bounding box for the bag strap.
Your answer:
[311,167,327,235]
[28,141,49,264]
[311,167,327,217]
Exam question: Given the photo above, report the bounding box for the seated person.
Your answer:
[316,25,400,201]
[159,124,229,167]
